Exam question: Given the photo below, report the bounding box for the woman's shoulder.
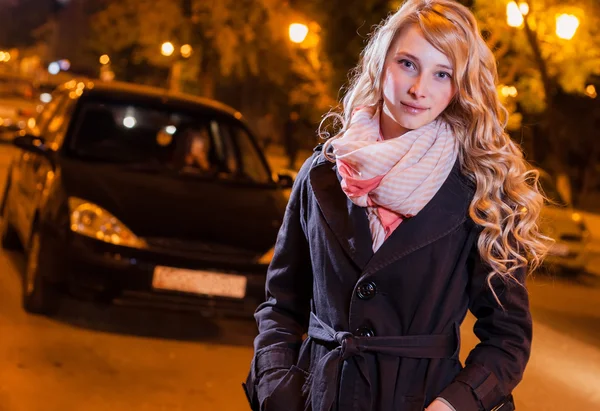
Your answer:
[295,143,331,182]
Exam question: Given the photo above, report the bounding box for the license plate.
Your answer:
[152,266,247,299]
[549,243,570,256]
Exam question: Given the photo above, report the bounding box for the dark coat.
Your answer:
[244,148,531,411]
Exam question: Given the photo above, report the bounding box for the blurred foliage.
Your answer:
[0,0,54,47]
[473,0,600,188]
[474,0,600,112]
[87,0,335,127]
[295,0,392,99]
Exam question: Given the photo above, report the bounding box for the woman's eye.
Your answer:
[437,72,452,79]
[398,59,415,69]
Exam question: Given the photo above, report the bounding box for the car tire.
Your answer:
[22,229,60,315]
[0,183,21,250]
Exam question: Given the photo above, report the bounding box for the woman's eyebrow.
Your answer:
[395,51,453,71]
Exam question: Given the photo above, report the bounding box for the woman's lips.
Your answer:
[401,102,428,114]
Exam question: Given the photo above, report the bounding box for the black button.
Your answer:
[355,327,375,337]
[356,282,377,300]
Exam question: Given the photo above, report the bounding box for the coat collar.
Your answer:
[308,152,474,273]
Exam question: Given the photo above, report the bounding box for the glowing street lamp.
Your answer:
[99,54,110,65]
[506,2,525,28]
[500,85,518,98]
[180,44,193,59]
[289,23,309,44]
[161,42,175,57]
[555,14,580,40]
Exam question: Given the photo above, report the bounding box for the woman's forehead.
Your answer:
[388,25,453,68]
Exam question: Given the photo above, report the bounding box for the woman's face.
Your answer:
[380,25,456,139]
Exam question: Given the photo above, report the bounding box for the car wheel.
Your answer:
[22,229,60,315]
[0,183,21,250]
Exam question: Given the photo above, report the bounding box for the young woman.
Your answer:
[244,1,551,410]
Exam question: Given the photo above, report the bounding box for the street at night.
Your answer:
[0,1,600,407]
[0,146,599,410]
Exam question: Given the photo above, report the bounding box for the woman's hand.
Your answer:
[425,399,455,411]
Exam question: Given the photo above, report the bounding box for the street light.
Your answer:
[0,51,11,62]
[506,2,524,28]
[99,54,110,65]
[555,14,580,40]
[180,44,193,59]
[500,85,518,98]
[289,23,309,44]
[161,42,175,57]
[585,85,597,99]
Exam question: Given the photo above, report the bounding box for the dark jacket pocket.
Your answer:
[263,365,311,411]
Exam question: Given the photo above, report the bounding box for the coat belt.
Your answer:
[307,312,457,411]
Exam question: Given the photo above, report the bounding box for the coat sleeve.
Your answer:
[243,155,315,410]
[438,231,532,411]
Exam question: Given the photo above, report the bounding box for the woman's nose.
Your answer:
[408,75,427,98]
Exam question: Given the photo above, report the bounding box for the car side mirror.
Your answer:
[13,134,52,157]
[276,169,296,189]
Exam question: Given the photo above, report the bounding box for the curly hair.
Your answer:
[320,0,552,298]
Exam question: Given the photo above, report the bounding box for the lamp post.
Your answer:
[161,42,193,92]
[99,54,114,82]
[506,2,581,98]
[289,23,309,44]
[288,22,321,71]
[505,1,584,174]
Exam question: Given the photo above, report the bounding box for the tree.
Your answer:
[87,0,335,142]
[295,0,392,97]
[473,0,600,181]
[0,0,54,47]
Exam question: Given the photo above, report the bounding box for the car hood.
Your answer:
[59,158,286,260]
[540,205,587,241]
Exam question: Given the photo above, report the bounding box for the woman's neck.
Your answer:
[379,107,409,140]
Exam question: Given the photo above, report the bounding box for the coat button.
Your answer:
[355,327,375,337]
[356,282,377,300]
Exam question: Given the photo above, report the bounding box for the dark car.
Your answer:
[1,80,292,316]
[0,73,39,142]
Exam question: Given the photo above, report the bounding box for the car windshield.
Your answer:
[67,98,272,184]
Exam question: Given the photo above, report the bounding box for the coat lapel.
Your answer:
[363,159,474,275]
[309,154,374,270]
[309,155,475,275]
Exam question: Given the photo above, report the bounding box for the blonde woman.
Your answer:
[244,0,550,410]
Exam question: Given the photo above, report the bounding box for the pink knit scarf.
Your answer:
[331,106,458,251]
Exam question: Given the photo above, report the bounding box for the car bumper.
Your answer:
[41,230,267,318]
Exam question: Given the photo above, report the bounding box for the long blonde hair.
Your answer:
[320,0,552,292]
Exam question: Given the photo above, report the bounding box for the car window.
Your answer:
[45,98,75,149]
[33,92,67,135]
[66,98,251,181]
[209,120,239,176]
[218,121,271,184]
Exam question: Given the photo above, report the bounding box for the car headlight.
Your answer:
[68,197,147,249]
[571,212,588,233]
